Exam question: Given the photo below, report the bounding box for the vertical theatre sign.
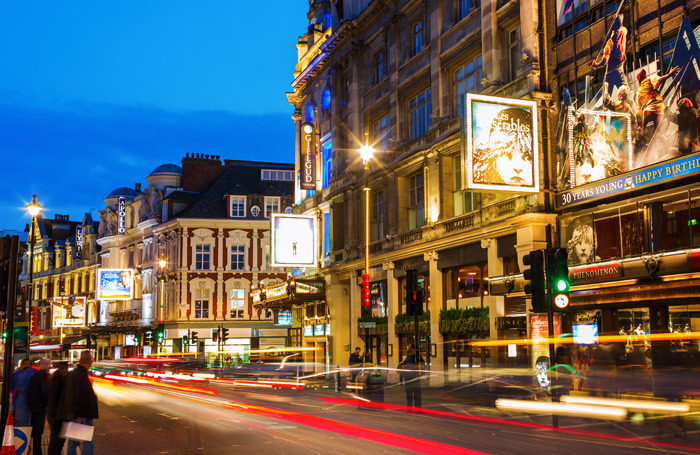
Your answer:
[118,196,126,234]
[300,123,316,190]
[76,225,83,255]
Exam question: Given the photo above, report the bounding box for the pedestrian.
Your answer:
[57,351,98,455]
[47,361,69,455]
[28,359,51,455]
[348,347,363,381]
[11,358,36,427]
[398,344,425,407]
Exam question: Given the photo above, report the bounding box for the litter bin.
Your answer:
[356,369,384,403]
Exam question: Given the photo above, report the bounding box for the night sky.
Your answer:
[0,1,308,231]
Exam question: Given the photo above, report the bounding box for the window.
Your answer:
[573,0,589,15]
[371,191,384,242]
[250,206,261,217]
[412,20,423,56]
[229,289,246,319]
[195,244,210,270]
[372,114,391,151]
[508,26,521,81]
[230,245,245,271]
[591,6,603,22]
[454,55,482,118]
[408,173,425,230]
[459,0,479,19]
[373,51,385,84]
[322,87,331,110]
[323,211,330,257]
[305,103,315,123]
[410,88,432,140]
[559,25,573,40]
[230,196,246,217]
[453,156,474,216]
[194,288,209,319]
[261,169,294,181]
[340,75,349,108]
[264,197,280,218]
[322,141,332,189]
[574,17,589,32]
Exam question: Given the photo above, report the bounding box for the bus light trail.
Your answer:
[468,331,700,347]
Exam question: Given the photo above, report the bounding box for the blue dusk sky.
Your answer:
[0,1,309,231]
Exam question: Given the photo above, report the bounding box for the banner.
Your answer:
[556,16,700,207]
[96,268,134,300]
[464,94,539,193]
[118,196,126,234]
[300,123,316,191]
[52,296,86,327]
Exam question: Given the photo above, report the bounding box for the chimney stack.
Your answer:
[181,153,224,192]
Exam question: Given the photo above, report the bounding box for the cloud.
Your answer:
[0,100,294,230]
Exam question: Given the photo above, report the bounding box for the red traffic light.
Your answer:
[361,273,370,307]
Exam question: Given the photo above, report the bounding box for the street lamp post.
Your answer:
[358,145,375,362]
[25,195,42,356]
[158,257,166,354]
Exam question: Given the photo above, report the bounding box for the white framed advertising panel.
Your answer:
[463,93,539,193]
[52,296,87,328]
[270,213,317,268]
[96,268,134,300]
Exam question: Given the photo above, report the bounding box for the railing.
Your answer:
[398,230,423,245]
[496,200,516,216]
[443,214,475,233]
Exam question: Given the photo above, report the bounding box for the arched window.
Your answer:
[322,88,331,110]
[306,103,315,122]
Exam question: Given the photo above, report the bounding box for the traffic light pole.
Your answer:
[1,236,20,433]
[545,224,558,429]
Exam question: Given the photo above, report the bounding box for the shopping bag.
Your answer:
[59,421,94,442]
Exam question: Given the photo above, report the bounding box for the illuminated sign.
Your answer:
[96,268,134,300]
[567,108,633,188]
[558,151,700,208]
[573,323,599,345]
[277,310,292,326]
[570,262,622,284]
[52,296,86,328]
[303,325,313,337]
[464,94,538,193]
[76,225,82,254]
[314,324,325,336]
[118,196,126,234]
[300,123,316,190]
[270,214,317,268]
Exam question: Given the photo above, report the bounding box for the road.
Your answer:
[89,378,700,455]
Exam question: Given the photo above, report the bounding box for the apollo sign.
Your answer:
[300,123,316,191]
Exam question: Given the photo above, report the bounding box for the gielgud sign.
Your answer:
[300,123,316,191]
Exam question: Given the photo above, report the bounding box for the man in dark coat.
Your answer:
[348,347,363,381]
[58,351,98,455]
[398,344,425,407]
[27,359,51,455]
[46,361,69,455]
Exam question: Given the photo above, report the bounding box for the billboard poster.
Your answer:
[557,16,700,208]
[76,225,83,254]
[464,94,539,193]
[300,123,316,191]
[96,268,134,300]
[118,196,126,234]
[270,214,317,268]
[52,296,87,328]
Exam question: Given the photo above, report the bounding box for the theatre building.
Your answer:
[280,0,560,378]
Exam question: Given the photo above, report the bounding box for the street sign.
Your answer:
[358,322,376,329]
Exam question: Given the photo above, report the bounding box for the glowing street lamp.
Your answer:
[25,194,42,325]
[358,144,375,361]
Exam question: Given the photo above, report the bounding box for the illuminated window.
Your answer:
[455,55,482,117]
[412,20,423,56]
[229,289,245,319]
[264,197,281,218]
[322,87,331,110]
[373,51,384,84]
[459,0,479,19]
[230,196,246,218]
[323,211,330,257]
[371,191,384,242]
[452,156,474,216]
[322,140,332,189]
[372,114,391,151]
[408,173,425,230]
[194,288,209,319]
[195,244,210,270]
[508,26,521,81]
[410,88,431,140]
[230,245,245,271]
[305,103,315,123]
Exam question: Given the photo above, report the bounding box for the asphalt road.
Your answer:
[91,380,700,455]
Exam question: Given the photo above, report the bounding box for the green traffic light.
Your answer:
[556,279,569,292]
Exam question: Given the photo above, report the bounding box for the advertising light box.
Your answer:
[270,214,317,268]
[464,94,539,193]
[52,296,86,328]
[96,268,134,300]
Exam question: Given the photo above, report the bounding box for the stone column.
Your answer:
[217,228,224,271]
[424,250,444,386]
[252,228,259,272]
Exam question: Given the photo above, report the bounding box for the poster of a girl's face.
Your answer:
[567,216,601,265]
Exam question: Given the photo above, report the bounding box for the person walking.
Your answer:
[46,361,69,455]
[398,344,425,408]
[58,351,98,455]
[27,359,51,455]
[348,347,363,382]
[11,358,36,427]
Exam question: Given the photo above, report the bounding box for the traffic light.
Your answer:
[405,268,417,315]
[30,306,38,336]
[156,324,165,343]
[133,334,140,344]
[412,279,425,316]
[360,273,370,307]
[548,247,570,309]
[221,327,229,343]
[191,331,199,344]
[523,250,546,312]
[212,328,218,342]
[145,331,153,341]
[2,331,6,343]
[182,335,189,346]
